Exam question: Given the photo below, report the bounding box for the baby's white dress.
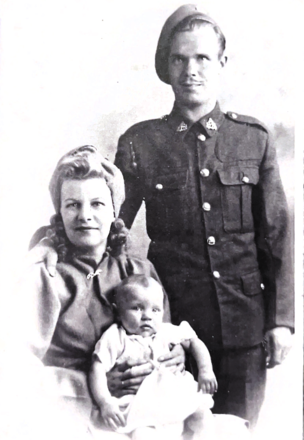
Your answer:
[93,321,213,434]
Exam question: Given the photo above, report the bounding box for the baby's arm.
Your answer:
[182,338,218,394]
[89,359,125,429]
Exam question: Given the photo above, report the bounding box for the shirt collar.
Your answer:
[166,101,225,138]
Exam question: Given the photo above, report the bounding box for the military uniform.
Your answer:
[115,102,293,424]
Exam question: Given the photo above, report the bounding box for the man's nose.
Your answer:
[78,204,92,221]
[184,58,198,77]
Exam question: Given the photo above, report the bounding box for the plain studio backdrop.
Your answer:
[0,0,302,439]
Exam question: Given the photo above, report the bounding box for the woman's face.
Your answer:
[60,178,114,254]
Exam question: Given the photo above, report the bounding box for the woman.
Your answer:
[9,146,183,439]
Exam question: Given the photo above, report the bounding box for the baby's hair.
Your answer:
[112,275,163,305]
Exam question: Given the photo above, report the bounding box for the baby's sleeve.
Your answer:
[176,321,198,342]
[161,321,198,345]
[93,324,123,372]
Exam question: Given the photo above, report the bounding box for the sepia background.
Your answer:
[0,0,302,438]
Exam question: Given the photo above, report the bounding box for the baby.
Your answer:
[89,275,218,440]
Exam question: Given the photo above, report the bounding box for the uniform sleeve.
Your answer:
[114,130,144,229]
[93,324,124,372]
[253,132,294,331]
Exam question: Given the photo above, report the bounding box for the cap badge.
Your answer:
[206,118,217,130]
[177,121,188,132]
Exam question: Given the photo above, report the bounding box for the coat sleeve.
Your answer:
[252,132,294,331]
[15,263,62,360]
[114,129,144,229]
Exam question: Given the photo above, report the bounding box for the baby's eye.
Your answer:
[132,305,141,311]
[152,308,161,313]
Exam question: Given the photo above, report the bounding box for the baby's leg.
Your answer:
[185,406,215,440]
[131,427,157,440]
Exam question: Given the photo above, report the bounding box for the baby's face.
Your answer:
[117,282,164,337]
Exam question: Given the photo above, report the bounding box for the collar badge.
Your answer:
[206,118,217,130]
[177,121,188,132]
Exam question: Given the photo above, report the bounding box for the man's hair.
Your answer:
[171,17,226,58]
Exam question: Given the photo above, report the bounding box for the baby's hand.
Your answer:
[99,399,125,430]
[198,368,218,394]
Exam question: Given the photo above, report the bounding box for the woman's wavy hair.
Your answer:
[47,155,129,262]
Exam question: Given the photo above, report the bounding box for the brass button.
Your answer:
[155,183,163,190]
[242,176,249,184]
[202,202,211,212]
[231,113,238,119]
[207,236,215,245]
[200,168,210,177]
[197,133,206,141]
[213,271,220,279]
[261,283,265,290]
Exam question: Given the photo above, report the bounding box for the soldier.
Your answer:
[114,4,293,426]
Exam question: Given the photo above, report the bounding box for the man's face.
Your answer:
[168,25,226,108]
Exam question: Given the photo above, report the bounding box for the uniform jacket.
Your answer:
[115,102,294,350]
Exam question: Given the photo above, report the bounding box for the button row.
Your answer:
[200,168,210,177]
[207,236,215,246]
[197,133,206,142]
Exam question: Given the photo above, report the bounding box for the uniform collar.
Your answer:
[167,101,225,138]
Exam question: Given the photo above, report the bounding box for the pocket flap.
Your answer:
[218,167,259,185]
[241,270,263,296]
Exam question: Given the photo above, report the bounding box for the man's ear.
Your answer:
[220,53,228,68]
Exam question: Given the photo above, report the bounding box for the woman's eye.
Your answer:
[67,202,78,208]
[92,201,104,207]
[132,306,141,311]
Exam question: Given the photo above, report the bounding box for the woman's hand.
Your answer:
[26,238,58,277]
[106,358,153,397]
[157,343,186,373]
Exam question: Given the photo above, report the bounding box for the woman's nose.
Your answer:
[78,204,92,221]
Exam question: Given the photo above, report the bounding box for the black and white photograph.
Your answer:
[0,1,302,439]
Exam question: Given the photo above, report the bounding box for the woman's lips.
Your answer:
[75,226,98,231]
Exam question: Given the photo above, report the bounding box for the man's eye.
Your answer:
[171,56,184,64]
[67,202,78,208]
[197,55,209,61]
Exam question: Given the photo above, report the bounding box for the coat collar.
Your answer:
[166,101,225,138]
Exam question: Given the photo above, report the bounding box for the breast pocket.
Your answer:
[218,167,259,233]
[145,171,188,234]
